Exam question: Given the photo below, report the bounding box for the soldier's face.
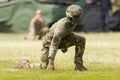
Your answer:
[66,10,81,23]
[67,14,80,23]
[66,15,81,24]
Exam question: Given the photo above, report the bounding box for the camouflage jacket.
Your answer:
[42,17,81,58]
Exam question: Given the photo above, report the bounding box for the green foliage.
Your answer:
[0,32,120,80]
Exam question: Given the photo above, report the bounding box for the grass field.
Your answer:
[0,32,120,80]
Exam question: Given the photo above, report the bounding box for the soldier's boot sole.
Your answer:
[75,64,88,71]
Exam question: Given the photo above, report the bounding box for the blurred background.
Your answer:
[0,0,120,33]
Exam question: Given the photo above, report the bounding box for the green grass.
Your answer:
[0,32,120,80]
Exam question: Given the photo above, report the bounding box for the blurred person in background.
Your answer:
[85,0,112,32]
[100,0,112,32]
[24,10,49,40]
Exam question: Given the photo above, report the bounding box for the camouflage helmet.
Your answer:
[66,5,83,20]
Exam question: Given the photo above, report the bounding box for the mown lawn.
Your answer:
[0,32,120,80]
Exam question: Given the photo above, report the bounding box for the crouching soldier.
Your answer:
[40,5,88,71]
[24,10,49,40]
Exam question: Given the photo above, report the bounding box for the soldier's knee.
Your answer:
[41,55,48,62]
[77,36,86,44]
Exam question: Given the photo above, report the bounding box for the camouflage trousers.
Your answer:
[41,33,86,68]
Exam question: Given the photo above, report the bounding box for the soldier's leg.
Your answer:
[59,33,87,71]
[13,59,43,69]
[40,47,49,69]
[13,59,31,69]
[74,35,88,71]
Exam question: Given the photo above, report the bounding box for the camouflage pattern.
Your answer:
[13,59,42,69]
[40,5,87,71]
[24,10,49,40]
[42,33,85,63]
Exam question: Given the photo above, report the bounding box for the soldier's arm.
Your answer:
[24,17,36,40]
[48,29,63,63]
[29,17,36,35]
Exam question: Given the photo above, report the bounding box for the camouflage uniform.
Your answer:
[29,16,48,36]
[25,10,49,40]
[40,5,87,71]
[13,59,30,69]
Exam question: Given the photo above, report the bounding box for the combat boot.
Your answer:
[75,64,88,71]
[13,59,31,69]
[47,62,54,70]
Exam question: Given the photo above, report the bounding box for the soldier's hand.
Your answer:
[61,48,68,53]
